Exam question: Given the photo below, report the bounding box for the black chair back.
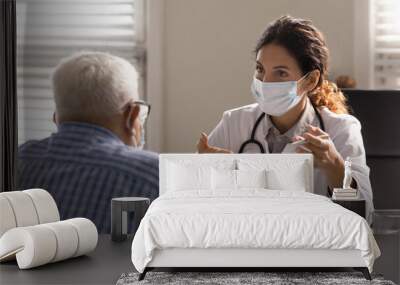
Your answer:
[342,89,400,209]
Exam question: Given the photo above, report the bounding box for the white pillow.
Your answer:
[236,169,267,189]
[266,168,306,191]
[212,169,237,190]
[237,158,309,192]
[167,163,212,191]
[211,169,268,190]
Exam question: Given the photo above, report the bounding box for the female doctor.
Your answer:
[197,16,374,223]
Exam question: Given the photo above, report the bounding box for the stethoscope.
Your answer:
[238,103,326,153]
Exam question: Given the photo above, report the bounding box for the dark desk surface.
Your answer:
[0,235,134,285]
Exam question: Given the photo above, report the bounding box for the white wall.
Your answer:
[158,0,356,152]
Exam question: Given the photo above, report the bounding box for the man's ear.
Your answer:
[124,104,140,132]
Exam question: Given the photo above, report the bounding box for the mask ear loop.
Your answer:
[296,72,310,98]
[297,72,311,86]
[297,71,319,97]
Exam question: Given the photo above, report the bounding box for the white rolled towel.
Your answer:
[0,189,60,238]
[0,196,17,237]
[0,218,98,269]
[65,218,98,257]
[23,189,60,224]
[0,191,40,228]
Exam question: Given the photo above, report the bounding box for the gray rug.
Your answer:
[116,271,396,285]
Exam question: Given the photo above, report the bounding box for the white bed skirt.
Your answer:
[148,248,366,268]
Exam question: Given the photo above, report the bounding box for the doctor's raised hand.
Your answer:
[201,16,374,223]
[197,132,232,153]
[294,125,346,189]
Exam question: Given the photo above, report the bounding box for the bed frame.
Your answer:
[138,154,372,281]
[139,248,371,280]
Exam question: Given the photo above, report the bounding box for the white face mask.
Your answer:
[251,73,309,116]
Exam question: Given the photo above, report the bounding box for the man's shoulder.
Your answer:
[111,146,159,165]
[92,146,159,185]
[18,136,159,174]
[18,138,49,158]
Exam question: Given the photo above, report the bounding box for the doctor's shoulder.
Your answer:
[318,106,362,139]
[220,103,262,123]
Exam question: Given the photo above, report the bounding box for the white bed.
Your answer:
[131,154,380,280]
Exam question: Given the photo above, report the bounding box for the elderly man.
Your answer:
[17,52,158,233]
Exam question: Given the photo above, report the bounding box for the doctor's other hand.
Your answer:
[197,132,233,153]
[295,124,345,189]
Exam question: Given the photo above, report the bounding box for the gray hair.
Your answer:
[52,51,139,121]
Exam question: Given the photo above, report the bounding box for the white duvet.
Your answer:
[131,190,380,273]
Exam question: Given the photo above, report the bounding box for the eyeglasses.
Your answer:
[123,100,151,124]
[134,100,151,124]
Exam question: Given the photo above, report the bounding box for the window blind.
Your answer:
[373,0,400,89]
[17,0,145,145]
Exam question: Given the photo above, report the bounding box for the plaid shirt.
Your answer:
[17,122,159,233]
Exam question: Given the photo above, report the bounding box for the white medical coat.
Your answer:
[208,103,374,223]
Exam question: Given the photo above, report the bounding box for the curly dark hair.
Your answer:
[255,15,349,114]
